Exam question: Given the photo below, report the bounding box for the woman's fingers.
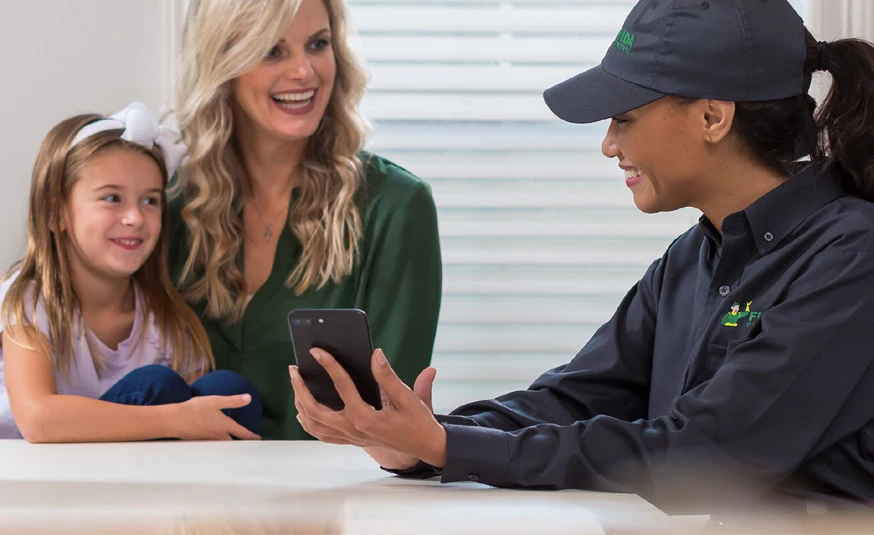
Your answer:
[296,412,371,447]
[370,349,414,409]
[413,367,437,412]
[289,365,331,418]
[309,348,371,415]
[289,365,358,436]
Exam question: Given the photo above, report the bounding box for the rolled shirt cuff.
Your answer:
[383,415,510,484]
[439,423,510,485]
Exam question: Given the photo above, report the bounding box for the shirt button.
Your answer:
[764,232,774,242]
[468,473,481,482]
[719,285,731,297]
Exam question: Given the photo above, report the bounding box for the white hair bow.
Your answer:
[70,101,186,179]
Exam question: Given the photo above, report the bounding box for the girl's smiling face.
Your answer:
[60,148,164,282]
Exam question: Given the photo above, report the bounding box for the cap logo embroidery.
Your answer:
[720,301,762,328]
[612,30,636,55]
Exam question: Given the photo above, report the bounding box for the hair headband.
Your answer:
[70,101,186,179]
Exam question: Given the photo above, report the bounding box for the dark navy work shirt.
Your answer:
[403,162,874,512]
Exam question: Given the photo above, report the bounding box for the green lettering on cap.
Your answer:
[612,29,635,55]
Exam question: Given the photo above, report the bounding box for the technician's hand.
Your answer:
[289,348,446,469]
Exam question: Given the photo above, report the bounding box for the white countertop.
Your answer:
[0,440,684,534]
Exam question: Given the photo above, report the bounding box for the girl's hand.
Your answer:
[290,349,446,469]
[171,395,261,441]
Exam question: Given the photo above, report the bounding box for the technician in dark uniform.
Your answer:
[289,0,874,515]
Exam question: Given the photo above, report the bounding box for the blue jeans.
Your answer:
[99,365,262,436]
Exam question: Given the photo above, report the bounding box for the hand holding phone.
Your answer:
[288,308,382,411]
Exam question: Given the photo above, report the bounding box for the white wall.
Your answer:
[0,0,173,269]
[808,0,874,41]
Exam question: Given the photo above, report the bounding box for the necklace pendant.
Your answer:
[264,226,273,242]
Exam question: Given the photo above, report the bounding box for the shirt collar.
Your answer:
[698,214,722,246]
[698,161,846,252]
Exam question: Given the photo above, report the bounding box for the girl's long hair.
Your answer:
[2,115,215,382]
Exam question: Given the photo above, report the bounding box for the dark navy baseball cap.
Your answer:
[544,0,807,124]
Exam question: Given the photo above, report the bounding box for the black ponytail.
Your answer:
[807,31,874,200]
[727,29,874,200]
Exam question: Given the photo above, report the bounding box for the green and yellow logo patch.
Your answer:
[720,301,763,328]
[612,29,636,55]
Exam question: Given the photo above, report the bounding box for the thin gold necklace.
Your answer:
[247,201,286,242]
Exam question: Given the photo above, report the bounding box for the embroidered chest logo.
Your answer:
[612,30,636,55]
[720,301,763,328]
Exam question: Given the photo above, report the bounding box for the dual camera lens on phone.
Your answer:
[292,318,325,326]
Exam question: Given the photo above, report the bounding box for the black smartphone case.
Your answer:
[288,308,382,411]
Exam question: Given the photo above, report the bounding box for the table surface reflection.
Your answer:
[0,440,686,534]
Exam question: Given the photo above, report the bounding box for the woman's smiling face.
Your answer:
[601,97,712,215]
[231,0,336,145]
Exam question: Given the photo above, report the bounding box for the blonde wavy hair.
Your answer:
[173,0,370,322]
[2,115,215,382]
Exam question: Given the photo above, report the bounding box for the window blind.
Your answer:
[349,0,700,413]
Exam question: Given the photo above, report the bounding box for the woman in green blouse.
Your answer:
[167,0,442,440]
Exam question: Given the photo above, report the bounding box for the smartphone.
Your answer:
[288,308,382,411]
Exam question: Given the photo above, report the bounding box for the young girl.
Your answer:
[0,102,262,442]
